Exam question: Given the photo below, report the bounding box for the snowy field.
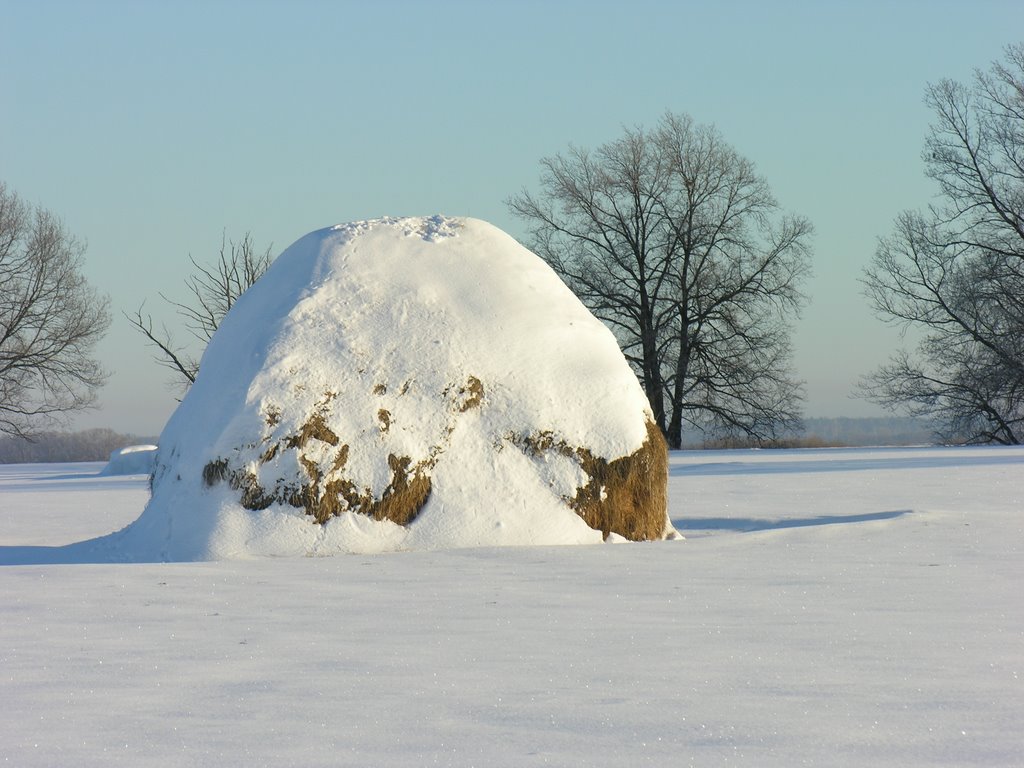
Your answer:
[1,445,1022,767]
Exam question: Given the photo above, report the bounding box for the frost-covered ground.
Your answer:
[1,446,1022,767]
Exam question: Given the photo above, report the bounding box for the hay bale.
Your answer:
[99,445,158,476]
[127,216,676,560]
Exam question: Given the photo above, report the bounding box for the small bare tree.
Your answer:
[509,112,812,448]
[0,182,110,437]
[862,44,1024,444]
[128,232,272,391]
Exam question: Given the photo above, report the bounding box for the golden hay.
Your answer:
[572,420,668,541]
[203,403,435,527]
[514,419,668,541]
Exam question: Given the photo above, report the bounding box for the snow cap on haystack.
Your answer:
[122,216,674,559]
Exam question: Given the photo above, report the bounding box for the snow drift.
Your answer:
[122,216,672,559]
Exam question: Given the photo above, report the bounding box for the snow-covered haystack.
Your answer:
[99,445,158,476]
[122,216,673,560]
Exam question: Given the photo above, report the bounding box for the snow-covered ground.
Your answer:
[1,445,1021,767]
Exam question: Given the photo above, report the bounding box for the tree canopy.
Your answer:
[862,44,1024,444]
[510,112,812,448]
[0,182,109,438]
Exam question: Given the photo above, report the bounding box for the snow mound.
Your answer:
[119,216,672,560]
[99,445,158,476]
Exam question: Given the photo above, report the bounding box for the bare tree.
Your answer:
[0,182,110,438]
[862,44,1024,444]
[128,232,272,391]
[509,112,812,448]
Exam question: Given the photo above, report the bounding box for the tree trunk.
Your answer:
[665,323,694,449]
[639,325,666,434]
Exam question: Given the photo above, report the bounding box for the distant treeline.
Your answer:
[683,417,937,449]
[800,417,936,447]
[0,429,158,464]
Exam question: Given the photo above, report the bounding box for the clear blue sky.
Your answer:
[2,0,1021,436]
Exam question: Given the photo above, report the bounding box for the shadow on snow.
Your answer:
[0,532,142,567]
[672,509,911,533]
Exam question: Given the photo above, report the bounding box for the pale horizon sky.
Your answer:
[2,0,1022,436]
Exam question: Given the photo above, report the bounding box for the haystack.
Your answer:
[123,216,675,559]
[99,445,158,476]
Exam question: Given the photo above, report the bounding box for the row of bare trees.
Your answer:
[3,45,1021,445]
[0,427,154,464]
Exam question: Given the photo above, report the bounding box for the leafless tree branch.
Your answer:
[131,232,272,393]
